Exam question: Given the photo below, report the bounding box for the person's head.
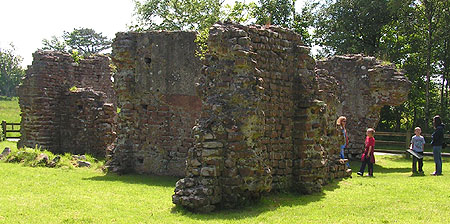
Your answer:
[366,128,375,137]
[433,115,442,128]
[336,116,347,127]
[414,127,422,136]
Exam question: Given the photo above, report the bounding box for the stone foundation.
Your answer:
[18,51,116,157]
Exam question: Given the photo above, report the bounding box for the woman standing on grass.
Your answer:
[431,115,445,176]
[337,116,350,169]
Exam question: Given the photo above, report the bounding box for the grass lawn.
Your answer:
[0,97,20,123]
[0,97,21,138]
[1,141,450,223]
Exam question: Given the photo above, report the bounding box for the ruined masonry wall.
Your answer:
[18,51,116,157]
[316,55,410,159]
[110,31,202,176]
[172,23,351,212]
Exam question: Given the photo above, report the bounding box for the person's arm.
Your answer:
[367,145,373,157]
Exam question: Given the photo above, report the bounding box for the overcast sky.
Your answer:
[0,0,305,67]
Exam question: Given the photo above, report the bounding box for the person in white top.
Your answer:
[410,127,426,174]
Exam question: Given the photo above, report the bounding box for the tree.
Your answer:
[434,0,450,121]
[131,0,224,31]
[252,0,295,27]
[0,44,25,97]
[42,36,68,52]
[312,0,394,56]
[223,0,256,24]
[42,28,112,56]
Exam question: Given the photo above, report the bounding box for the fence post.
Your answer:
[1,120,6,141]
[405,129,411,159]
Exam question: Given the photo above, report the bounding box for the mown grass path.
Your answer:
[1,147,449,224]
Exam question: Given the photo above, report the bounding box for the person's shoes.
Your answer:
[357,172,363,176]
[366,174,374,177]
[431,172,437,176]
[419,171,424,174]
[346,168,352,173]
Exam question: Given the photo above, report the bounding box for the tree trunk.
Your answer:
[424,0,434,130]
[441,39,448,119]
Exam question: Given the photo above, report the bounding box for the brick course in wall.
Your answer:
[18,51,116,157]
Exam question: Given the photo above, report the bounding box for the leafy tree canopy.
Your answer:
[0,44,25,97]
[42,28,112,56]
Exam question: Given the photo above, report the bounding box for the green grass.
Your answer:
[0,97,21,138]
[1,98,449,223]
[1,141,450,224]
[0,97,20,123]
[0,141,104,170]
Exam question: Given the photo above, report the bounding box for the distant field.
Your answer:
[0,97,21,138]
[0,97,20,123]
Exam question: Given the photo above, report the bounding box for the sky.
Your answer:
[0,0,305,67]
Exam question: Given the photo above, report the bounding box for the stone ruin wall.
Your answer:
[316,55,411,159]
[107,23,410,212]
[18,51,116,157]
[109,31,202,176]
[172,23,353,212]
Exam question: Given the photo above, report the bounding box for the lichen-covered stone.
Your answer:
[172,22,365,212]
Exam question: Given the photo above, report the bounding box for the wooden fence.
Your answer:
[376,131,450,148]
[1,120,20,141]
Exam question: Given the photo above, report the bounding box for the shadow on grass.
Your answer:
[350,160,411,174]
[83,173,178,188]
[170,179,343,221]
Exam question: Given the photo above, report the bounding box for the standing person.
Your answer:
[410,127,425,174]
[357,128,376,177]
[431,115,445,176]
[336,116,350,169]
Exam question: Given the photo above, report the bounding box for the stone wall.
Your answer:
[172,23,352,212]
[316,55,411,159]
[109,31,202,176]
[107,24,410,212]
[18,51,116,157]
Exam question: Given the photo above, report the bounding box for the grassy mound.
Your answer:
[1,141,104,170]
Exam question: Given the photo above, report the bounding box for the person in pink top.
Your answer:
[357,128,376,177]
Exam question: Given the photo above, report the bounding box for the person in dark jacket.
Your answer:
[431,115,445,176]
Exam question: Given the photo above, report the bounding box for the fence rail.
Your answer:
[1,120,20,141]
[376,131,450,139]
[376,130,449,149]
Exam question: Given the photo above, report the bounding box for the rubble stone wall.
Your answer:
[109,31,202,176]
[316,55,411,159]
[172,23,352,212]
[107,24,410,212]
[18,51,116,157]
